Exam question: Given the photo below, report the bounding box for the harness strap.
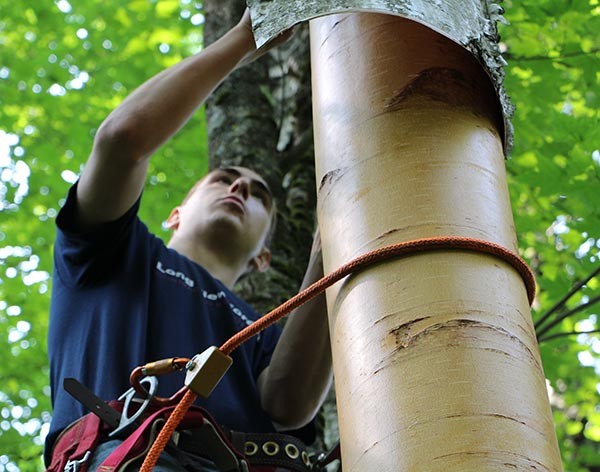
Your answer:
[53,377,336,472]
[96,409,165,471]
[48,404,332,472]
[47,412,105,472]
[224,431,315,472]
[98,405,248,472]
[175,422,242,471]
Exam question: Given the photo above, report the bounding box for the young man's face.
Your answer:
[169,166,274,264]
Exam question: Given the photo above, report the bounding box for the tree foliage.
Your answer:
[0,2,206,470]
[501,1,600,468]
[0,1,598,470]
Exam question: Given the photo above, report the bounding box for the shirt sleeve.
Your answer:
[53,182,142,288]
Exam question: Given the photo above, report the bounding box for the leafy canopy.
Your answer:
[0,0,598,470]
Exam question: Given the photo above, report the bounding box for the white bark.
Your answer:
[247,0,514,152]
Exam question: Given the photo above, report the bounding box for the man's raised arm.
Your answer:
[258,231,333,430]
[75,12,257,229]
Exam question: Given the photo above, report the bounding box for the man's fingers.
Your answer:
[264,25,297,50]
[238,7,252,29]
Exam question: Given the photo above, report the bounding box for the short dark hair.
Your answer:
[181,178,203,206]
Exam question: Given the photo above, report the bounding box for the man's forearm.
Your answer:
[259,250,333,430]
[75,21,257,227]
[100,23,255,162]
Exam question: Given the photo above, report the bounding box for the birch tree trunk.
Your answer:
[311,13,562,471]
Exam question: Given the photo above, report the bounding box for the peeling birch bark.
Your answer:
[247,0,514,153]
[311,13,563,472]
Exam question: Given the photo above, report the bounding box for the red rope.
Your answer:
[139,236,535,471]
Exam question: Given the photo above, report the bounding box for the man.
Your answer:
[45,9,332,471]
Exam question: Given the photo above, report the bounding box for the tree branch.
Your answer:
[538,329,600,344]
[534,264,600,330]
[536,294,600,340]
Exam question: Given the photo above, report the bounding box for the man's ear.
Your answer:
[249,247,271,273]
[165,207,181,230]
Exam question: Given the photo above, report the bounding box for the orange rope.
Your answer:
[221,236,535,354]
[139,389,197,471]
[139,236,535,471]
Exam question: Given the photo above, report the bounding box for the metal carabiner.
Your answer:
[63,451,91,472]
[109,375,159,438]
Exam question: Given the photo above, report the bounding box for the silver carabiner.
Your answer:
[109,375,158,437]
[64,451,91,472]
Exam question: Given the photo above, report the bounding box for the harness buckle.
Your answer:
[63,451,91,472]
[312,443,341,471]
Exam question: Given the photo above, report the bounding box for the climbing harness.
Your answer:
[49,236,535,472]
[50,377,331,472]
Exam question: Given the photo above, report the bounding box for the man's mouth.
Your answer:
[220,196,245,213]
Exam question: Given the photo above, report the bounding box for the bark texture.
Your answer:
[311,13,562,471]
[248,0,513,152]
[204,1,340,455]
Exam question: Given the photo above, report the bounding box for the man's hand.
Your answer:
[258,226,332,430]
[309,229,323,266]
[76,8,279,229]
[304,228,324,287]
[236,8,254,39]
[235,8,296,68]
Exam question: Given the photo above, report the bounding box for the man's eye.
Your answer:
[255,191,270,207]
[216,175,232,184]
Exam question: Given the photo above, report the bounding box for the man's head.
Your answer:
[166,166,276,276]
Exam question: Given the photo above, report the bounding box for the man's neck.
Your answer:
[167,234,246,289]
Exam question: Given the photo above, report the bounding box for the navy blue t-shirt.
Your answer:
[45,184,284,462]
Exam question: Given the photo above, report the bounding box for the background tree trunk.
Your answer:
[203,0,315,314]
[203,0,340,453]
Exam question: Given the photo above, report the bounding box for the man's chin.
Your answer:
[219,200,246,215]
[205,215,245,242]
[213,210,244,227]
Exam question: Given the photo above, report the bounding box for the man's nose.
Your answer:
[229,178,249,200]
